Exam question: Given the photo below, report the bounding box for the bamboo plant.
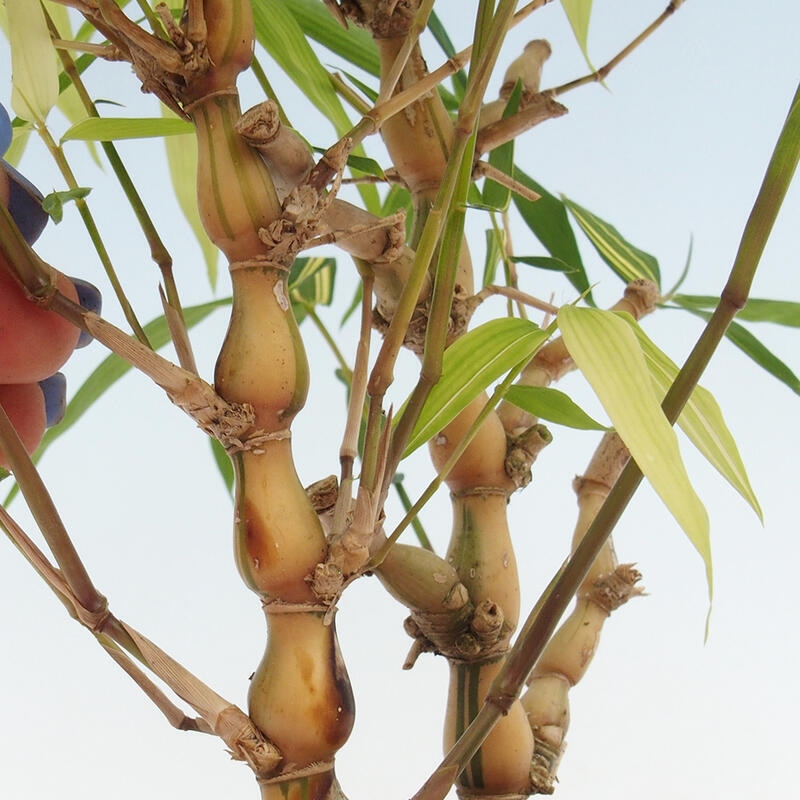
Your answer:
[1,1,798,799]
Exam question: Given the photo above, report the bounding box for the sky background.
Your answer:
[1,1,799,798]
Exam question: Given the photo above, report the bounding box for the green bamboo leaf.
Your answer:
[624,315,762,520]
[289,256,336,323]
[505,385,609,431]
[564,197,661,286]
[41,187,92,224]
[675,294,800,327]
[682,308,800,395]
[482,227,504,287]
[558,305,711,597]
[722,320,800,394]
[427,9,467,100]
[484,82,523,211]
[7,0,58,122]
[338,69,379,104]
[512,168,592,302]
[164,129,219,288]
[209,437,234,495]
[400,318,550,456]
[561,0,595,72]
[253,0,380,214]
[512,255,579,274]
[61,116,193,142]
[287,0,379,75]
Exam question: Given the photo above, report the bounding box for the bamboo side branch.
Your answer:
[412,77,800,800]
[522,433,642,792]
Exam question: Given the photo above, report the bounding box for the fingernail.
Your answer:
[70,277,102,348]
[39,373,67,428]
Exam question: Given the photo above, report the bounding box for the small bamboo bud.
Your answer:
[236,102,314,201]
[504,423,553,490]
[522,674,570,795]
[249,611,355,775]
[445,660,535,796]
[377,543,469,615]
[480,40,553,128]
[470,598,504,647]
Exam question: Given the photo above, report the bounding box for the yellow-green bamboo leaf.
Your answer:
[624,315,763,521]
[7,0,59,122]
[400,318,550,456]
[564,196,660,286]
[62,116,193,142]
[558,305,711,597]
[164,129,219,288]
[561,0,595,72]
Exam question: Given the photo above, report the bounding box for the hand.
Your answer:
[0,103,101,469]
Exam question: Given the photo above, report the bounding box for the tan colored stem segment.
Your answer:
[215,268,309,433]
[250,611,354,798]
[444,659,534,797]
[375,38,454,199]
[189,92,281,262]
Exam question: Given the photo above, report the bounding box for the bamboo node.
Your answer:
[257,759,335,785]
[182,87,239,116]
[505,423,553,489]
[215,706,282,778]
[451,486,508,499]
[228,257,291,274]
[310,562,345,604]
[261,598,331,614]
[529,737,561,795]
[457,791,530,800]
[74,601,110,633]
[585,563,644,613]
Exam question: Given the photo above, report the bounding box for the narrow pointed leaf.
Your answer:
[288,0,379,75]
[253,0,380,213]
[682,308,800,395]
[484,83,523,211]
[289,256,336,323]
[561,0,595,71]
[7,0,58,122]
[210,438,234,495]
[721,319,800,394]
[62,117,193,142]
[564,197,660,286]
[513,255,579,274]
[512,168,591,301]
[624,315,762,520]
[482,227,504,287]
[505,385,609,430]
[675,294,800,327]
[558,305,711,596]
[401,318,550,456]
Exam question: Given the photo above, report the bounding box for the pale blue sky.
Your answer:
[1,2,799,799]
